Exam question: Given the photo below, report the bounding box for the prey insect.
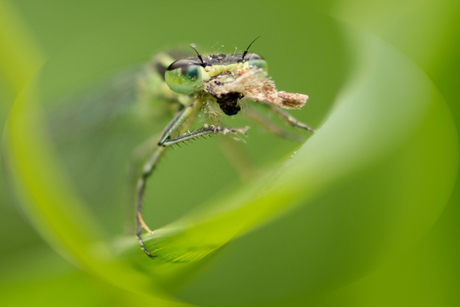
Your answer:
[135,38,315,257]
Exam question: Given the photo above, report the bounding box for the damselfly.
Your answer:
[136,38,314,257]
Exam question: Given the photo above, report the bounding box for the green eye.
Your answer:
[248,59,268,72]
[243,53,268,72]
[165,59,203,95]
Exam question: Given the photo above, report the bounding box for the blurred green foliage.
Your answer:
[1,0,459,306]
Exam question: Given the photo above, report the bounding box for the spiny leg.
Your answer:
[161,124,250,146]
[216,136,259,182]
[244,106,307,141]
[158,101,200,144]
[265,105,316,133]
[213,104,308,181]
[125,133,161,234]
[136,102,200,257]
[136,146,168,257]
[136,103,250,257]
[220,105,312,181]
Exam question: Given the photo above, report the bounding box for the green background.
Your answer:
[1,0,459,306]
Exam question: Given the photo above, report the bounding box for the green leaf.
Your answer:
[4,23,457,306]
[139,27,458,305]
[3,1,458,305]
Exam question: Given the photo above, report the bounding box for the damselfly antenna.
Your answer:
[242,36,261,59]
[190,44,205,65]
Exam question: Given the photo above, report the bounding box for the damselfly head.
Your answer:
[164,39,307,116]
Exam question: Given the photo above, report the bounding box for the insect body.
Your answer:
[136,39,314,258]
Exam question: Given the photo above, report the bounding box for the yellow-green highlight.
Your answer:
[0,0,45,97]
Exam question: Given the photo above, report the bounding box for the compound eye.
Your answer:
[243,53,268,72]
[165,59,203,95]
[248,59,268,72]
